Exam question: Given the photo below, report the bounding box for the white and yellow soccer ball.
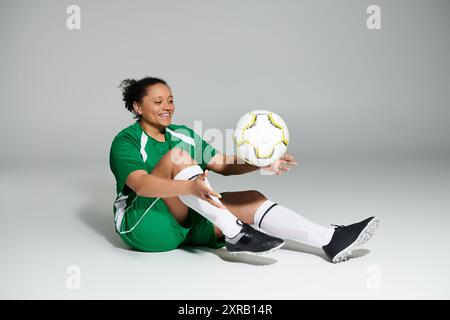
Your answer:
[233,110,289,167]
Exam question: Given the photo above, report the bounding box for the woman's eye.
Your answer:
[155,101,162,104]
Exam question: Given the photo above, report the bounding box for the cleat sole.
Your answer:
[332,217,380,263]
[228,241,285,256]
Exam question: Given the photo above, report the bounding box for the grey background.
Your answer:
[1,0,449,299]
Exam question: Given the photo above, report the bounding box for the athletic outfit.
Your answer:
[109,120,225,252]
[109,120,379,260]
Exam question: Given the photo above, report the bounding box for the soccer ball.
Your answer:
[233,110,289,167]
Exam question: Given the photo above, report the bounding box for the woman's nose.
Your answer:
[162,103,172,110]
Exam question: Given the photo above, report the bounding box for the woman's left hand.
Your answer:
[261,153,298,175]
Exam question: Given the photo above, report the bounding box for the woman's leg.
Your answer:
[220,190,379,263]
[208,190,267,240]
[219,190,267,224]
[220,190,334,248]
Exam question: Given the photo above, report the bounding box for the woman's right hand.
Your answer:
[188,170,226,209]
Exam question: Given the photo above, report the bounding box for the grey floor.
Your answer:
[1,156,449,299]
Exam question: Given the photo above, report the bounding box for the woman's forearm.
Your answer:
[136,174,192,198]
[222,155,260,176]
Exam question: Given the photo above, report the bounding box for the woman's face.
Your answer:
[134,83,174,128]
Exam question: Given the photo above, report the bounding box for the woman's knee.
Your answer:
[221,190,267,204]
[244,190,267,201]
[168,147,196,166]
[152,147,197,178]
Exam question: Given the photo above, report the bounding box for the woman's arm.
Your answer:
[206,153,259,176]
[127,170,192,197]
[207,152,298,176]
[126,169,225,208]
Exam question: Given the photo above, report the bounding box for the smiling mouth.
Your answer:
[159,112,171,118]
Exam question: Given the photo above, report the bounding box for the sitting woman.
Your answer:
[109,76,379,263]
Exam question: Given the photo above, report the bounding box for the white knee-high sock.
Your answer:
[253,200,334,248]
[174,165,242,238]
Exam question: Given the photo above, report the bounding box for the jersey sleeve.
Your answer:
[188,126,218,171]
[109,134,147,194]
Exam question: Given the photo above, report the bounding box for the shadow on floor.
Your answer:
[283,240,370,262]
[78,201,132,251]
[180,246,279,266]
[180,241,369,265]
[75,175,132,251]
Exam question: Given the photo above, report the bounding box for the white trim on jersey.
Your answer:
[118,197,160,234]
[114,193,129,232]
[166,128,196,147]
[140,133,148,162]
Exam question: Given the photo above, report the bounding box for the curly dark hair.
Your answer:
[119,77,169,119]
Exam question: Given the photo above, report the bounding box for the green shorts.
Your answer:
[119,198,226,252]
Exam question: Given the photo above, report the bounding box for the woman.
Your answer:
[109,77,379,262]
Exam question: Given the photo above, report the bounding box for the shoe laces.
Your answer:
[331,224,346,230]
[236,219,246,227]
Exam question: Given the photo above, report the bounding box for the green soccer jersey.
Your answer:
[109,120,217,233]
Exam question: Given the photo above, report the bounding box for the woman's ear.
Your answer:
[133,102,142,115]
